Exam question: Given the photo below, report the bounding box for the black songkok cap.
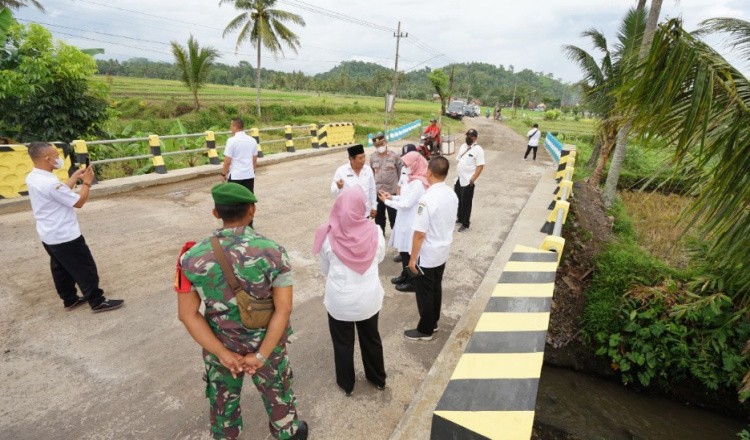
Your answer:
[347,144,365,157]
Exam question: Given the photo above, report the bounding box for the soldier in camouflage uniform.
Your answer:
[178,183,308,440]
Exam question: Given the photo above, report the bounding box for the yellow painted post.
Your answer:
[73,140,90,170]
[310,124,319,149]
[285,125,295,153]
[250,127,263,158]
[539,236,566,264]
[149,134,167,174]
[205,131,220,165]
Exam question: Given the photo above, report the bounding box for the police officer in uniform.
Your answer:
[370,133,401,235]
[179,183,308,440]
[404,157,458,341]
[331,144,377,218]
[25,142,124,313]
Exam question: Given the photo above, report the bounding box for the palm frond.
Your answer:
[223,12,249,38]
[699,18,750,62]
[582,28,608,54]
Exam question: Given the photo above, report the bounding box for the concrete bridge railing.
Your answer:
[430,145,577,440]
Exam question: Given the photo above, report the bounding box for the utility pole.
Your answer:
[511,79,518,116]
[390,21,407,117]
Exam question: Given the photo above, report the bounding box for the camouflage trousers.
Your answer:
[203,344,299,440]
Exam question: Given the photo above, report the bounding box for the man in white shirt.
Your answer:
[331,144,377,218]
[454,128,485,233]
[25,142,124,313]
[524,123,542,161]
[405,156,459,341]
[222,118,259,226]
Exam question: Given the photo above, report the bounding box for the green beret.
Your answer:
[211,183,257,205]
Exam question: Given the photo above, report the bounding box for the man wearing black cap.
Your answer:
[179,183,308,440]
[331,144,377,218]
[370,133,401,235]
[455,129,485,232]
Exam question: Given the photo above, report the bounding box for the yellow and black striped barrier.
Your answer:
[542,146,576,233]
[0,143,73,199]
[148,135,167,174]
[317,124,329,148]
[326,122,355,147]
[249,127,263,158]
[431,245,558,440]
[310,124,319,149]
[285,125,295,153]
[205,131,220,165]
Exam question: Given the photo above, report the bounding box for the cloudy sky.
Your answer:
[14,0,750,83]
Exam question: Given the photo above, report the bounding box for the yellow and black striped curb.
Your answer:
[148,135,167,174]
[205,131,220,165]
[542,148,576,233]
[431,246,558,440]
[0,144,73,199]
[322,122,355,148]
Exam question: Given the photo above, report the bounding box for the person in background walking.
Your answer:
[25,142,124,313]
[524,123,541,161]
[370,133,401,235]
[314,186,387,397]
[331,144,377,219]
[378,151,429,293]
[454,129,485,232]
[221,117,259,227]
[404,157,458,341]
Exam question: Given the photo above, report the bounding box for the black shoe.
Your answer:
[391,274,407,285]
[404,329,433,341]
[339,386,353,397]
[395,283,416,292]
[458,225,469,232]
[92,299,124,313]
[64,297,87,311]
[393,254,403,263]
[291,421,309,440]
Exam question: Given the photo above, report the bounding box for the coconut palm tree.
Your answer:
[171,35,220,111]
[602,0,664,207]
[0,0,43,11]
[563,7,646,186]
[619,17,750,297]
[220,0,305,117]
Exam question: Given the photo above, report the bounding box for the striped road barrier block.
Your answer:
[544,133,563,164]
[310,124,320,149]
[249,127,263,157]
[285,125,295,153]
[148,135,167,174]
[0,143,73,198]
[326,122,355,147]
[431,245,558,440]
[317,124,329,148]
[205,131,220,165]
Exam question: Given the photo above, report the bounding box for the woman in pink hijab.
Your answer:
[313,186,386,396]
[378,151,430,292]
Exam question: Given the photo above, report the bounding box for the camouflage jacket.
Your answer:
[180,226,294,349]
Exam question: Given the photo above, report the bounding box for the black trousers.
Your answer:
[524,145,538,160]
[415,263,446,335]
[327,312,386,393]
[375,199,397,234]
[228,177,255,228]
[399,251,414,285]
[454,181,475,228]
[42,235,105,308]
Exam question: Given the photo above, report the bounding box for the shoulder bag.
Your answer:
[210,236,275,329]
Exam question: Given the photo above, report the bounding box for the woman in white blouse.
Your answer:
[313,186,387,396]
[378,151,430,292]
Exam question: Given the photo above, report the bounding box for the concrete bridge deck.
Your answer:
[0,118,552,440]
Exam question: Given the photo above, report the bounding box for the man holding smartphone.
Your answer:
[25,142,124,312]
[405,156,458,341]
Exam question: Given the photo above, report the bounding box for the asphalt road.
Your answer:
[0,117,551,440]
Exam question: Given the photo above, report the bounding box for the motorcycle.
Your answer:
[420,132,441,159]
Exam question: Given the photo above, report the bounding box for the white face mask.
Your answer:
[376,146,386,154]
[403,167,411,175]
[49,156,64,170]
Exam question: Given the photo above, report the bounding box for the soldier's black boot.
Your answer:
[291,421,309,440]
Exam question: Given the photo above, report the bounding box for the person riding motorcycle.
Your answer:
[422,119,441,156]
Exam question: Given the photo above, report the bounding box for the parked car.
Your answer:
[446,101,464,120]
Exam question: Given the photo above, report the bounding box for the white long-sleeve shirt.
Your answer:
[384,179,426,252]
[319,233,386,322]
[330,163,377,213]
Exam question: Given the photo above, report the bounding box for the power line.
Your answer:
[278,0,396,33]
[75,0,224,32]
[404,54,444,73]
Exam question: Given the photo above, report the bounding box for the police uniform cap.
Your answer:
[347,144,365,157]
[211,183,258,205]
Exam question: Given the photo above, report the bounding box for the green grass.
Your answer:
[97,75,464,143]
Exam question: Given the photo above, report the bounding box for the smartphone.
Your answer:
[84,157,90,167]
[406,265,424,278]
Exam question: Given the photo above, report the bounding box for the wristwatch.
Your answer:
[255,352,267,363]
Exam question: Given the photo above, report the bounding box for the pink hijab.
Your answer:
[402,152,430,189]
[313,186,379,275]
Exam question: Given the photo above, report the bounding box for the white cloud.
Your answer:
[13,0,750,81]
